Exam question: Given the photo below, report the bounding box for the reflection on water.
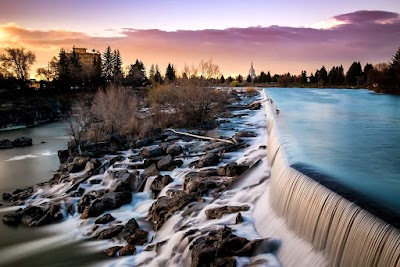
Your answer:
[266,88,400,213]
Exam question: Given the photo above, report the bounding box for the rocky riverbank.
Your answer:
[0,137,33,149]
[1,89,281,267]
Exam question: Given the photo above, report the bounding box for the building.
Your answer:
[249,62,256,83]
[66,47,101,68]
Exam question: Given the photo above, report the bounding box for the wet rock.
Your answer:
[2,208,24,225]
[16,203,63,227]
[166,144,183,156]
[119,244,136,256]
[217,163,249,177]
[234,238,281,256]
[184,174,232,195]
[95,213,115,224]
[57,149,69,164]
[248,101,261,110]
[150,175,173,193]
[67,157,89,173]
[165,135,180,142]
[190,153,220,168]
[141,164,160,180]
[110,170,141,193]
[78,195,95,213]
[141,145,163,158]
[205,206,250,220]
[12,137,33,147]
[156,155,174,171]
[126,229,148,245]
[101,192,132,210]
[125,217,140,232]
[234,131,257,138]
[148,192,201,230]
[104,246,123,257]
[211,257,237,267]
[236,213,244,224]
[205,142,227,151]
[2,192,12,201]
[135,138,154,148]
[85,158,102,173]
[0,139,13,149]
[96,225,124,239]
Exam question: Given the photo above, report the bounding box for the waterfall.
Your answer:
[261,90,400,267]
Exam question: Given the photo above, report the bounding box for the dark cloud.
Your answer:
[334,10,400,24]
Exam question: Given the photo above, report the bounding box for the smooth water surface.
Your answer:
[266,88,400,214]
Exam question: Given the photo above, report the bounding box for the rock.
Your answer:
[95,213,115,224]
[104,246,123,257]
[234,131,257,138]
[190,153,220,168]
[135,138,154,148]
[13,203,64,227]
[156,155,174,171]
[12,137,33,147]
[141,164,160,180]
[2,192,12,201]
[0,139,13,149]
[150,175,173,193]
[2,208,24,225]
[119,244,136,256]
[236,213,244,224]
[216,163,249,177]
[166,144,183,156]
[102,192,132,210]
[125,217,140,232]
[148,192,201,230]
[184,174,231,195]
[141,145,164,158]
[205,206,250,220]
[126,229,148,245]
[234,238,281,256]
[205,142,227,151]
[110,170,141,193]
[96,225,124,239]
[211,257,237,267]
[165,135,180,142]
[58,149,69,164]
[248,102,261,110]
[78,195,95,213]
[67,157,89,173]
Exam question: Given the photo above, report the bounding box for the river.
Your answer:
[0,122,106,267]
[266,88,400,220]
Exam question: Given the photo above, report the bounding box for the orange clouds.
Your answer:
[0,10,399,79]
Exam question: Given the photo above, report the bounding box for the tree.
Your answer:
[226,76,233,84]
[102,46,114,82]
[165,63,176,83]
[155,65,163,85]
[246,74,252,83]
[149,64,156,85]
[300,71,307,84]
[113,49,123,85]
[220,75,225,84]
[346,61,363,86]
[318,66,328,85]
[36,57,57,81]
[126,59,147,88]
[389,46,400,89]
[69,47,83,87]
[199,59,220,80]
[363,63,373,85]
[0,47,36,81]
[236,75,243,83]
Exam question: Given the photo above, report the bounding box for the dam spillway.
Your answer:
[259,88,400,267]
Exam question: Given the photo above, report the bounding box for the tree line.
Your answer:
[1,45,399,93]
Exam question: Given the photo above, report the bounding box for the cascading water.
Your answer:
[261,89,400,267]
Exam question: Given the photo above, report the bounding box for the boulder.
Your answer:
[0,139,13,149]
[104,246,123,257]
[135,138,154,148]
[110,170,141,193]
[2,192,12,201]
[119,244,136,256]
[96,225,124,239]
[95,213,115,224]
[166,144,183,157]
[205,206,250,220]
[126,229,148,245]
[102,192,132,210]
[57,149,69,164]
[2,208,24,225]
[248,102,261,110]
[205,142,227,151]
[217,163,249,177]
[10,203,64,227]
[150,175,173,193]
[236,213,244,224]
[67,157,89,173]
[184,173,231,195]
[190,153,220,168]
[234,131,257,138]
[141,145,164,158]
[125,217,140,232]
[12,137,33,147]
[156,155,174,171]
[141,164,160,180]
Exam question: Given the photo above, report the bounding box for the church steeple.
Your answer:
[249,62,256,83]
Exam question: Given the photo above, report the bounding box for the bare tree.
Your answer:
[0,47,36,80]
[199,59,220,80]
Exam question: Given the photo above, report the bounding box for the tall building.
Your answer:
[249,62,256,82]
[65,47,101,68]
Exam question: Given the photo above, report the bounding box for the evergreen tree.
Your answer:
[154,64,163,84]
[246,74,252,83]
[266,71,272,83]
[101,46,114,81]
[69,47,83,87]
[149,64,156,85]
[336,65,345,85]
[165,63,176,83]
[300,70,307,84]
[226,76,233,84]
[56,48,70,87]
[389,46,400,89]
[328,67,337,85]
[91,55,102,87]
[309,73,317,83]
[126,59,147,88]
[259,71,267,83]
[346,61,363,86]
[318,66,328,85]
[220,75,225,83]
[237,75,243,83]
[113,49,123,84]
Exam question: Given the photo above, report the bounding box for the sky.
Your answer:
[0,0,399,78]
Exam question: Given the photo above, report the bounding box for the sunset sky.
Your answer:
[0,0,399,78]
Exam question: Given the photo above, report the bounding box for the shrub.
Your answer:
[245,86,257,94]
[229,81,240,87]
